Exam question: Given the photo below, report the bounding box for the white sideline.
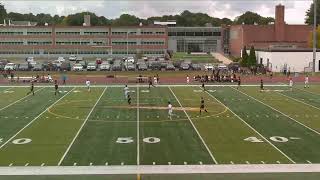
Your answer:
[232,87,320,136]
[0,87,45,111]
[58,87,107,166]
[0,164,319,175]
[0,84,288,88]
[137,86,140,165]
[0,87,75,150]
[169,87,218,164]
[203,88,295,164]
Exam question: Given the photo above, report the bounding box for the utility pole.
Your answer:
[313,0,317,72]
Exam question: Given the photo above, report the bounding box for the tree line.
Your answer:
[0,4,275,26]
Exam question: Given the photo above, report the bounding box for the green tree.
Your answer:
[234,11,274,25]
[305,1,320,25]
[0,3,7,22]
[309,26,320,48]
[248,46,257,67]
[112,14,140,26]
[241,46,249,67]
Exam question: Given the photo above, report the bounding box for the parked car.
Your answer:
[148,61,161,70]
[56,57,65,63]
[26,57,34,63]
[125,63,135,71]
[28,61,37,68]
[87,62,97,71]
[228,62,240,72]
[124,57,135,64]
[96,58,103,65]
[72,63,84,71]
[69,55,77,61]
[112,63,122,71]
[32,64,43,71]
[218,64,228,70]
[138,63,148,71]
[180,62,190,70]
[18,64,30,71]
[0,64,4,71]
[99,62,111,71]
[60,62,71,71]
[76,60,87,69]
[191,63,201,70]
[166,63,175,71]
[4,63,16,70]
[204,63,214,71]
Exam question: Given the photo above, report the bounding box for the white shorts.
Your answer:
[168,109,173,115]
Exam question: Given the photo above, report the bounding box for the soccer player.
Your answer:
[289,78,293,91]
[202,83,206,91]
[148,77,155,89]
[86,79,91,92]
[27,82,35,96]
[237,76,241,89]
[127,94,132,105]
[168,101,173,119]
[200,97,208,115]
[154,76,157,85]
[186,75,190,84]
[304,75,309,88]
[124,85,129,99]
[260,79,264,92]
[54,80,60,96]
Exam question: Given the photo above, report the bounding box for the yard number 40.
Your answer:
[116,137,160,144]
[244,136,289,143]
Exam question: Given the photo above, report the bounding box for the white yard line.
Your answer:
[0,87,45,111]
[58,87,107,166]
[168,87,218,164]
[204,89,295,164]
[0,164,319,175]
[232,87,320,136]
[295,87,320,96]
[137,86,140,166]
[0,87,75,150]
[276,92,320,111]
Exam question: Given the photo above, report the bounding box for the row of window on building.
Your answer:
[168,31,221,36]
[0,41,165,46]
[0,31,166,36]
[0,50,164,55]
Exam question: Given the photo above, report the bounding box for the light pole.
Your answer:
[313,0,317,72]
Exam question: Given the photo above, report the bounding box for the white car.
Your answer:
[87,62,97,71]
[26,57,34,63]
[72,63,84,71]
[4,63,16,70]
[218,64,228,70]
[125,57,135,63]
[56,57,65,63]
[204,64,214,71]
[99,62,111,71]
[69,55,77,61]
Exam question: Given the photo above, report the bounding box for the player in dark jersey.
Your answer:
[237,76,241,89]
[127,94,132,105]
[148,76,155,89]
[202,83,205,91]
[260,79,264,92]
[54,80,60,95]
[27,82,35,96]
[200,97,208,115]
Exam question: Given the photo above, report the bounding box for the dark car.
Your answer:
[228,62,240,72]
[32,64,43,71]
[112,63,122,71]
[180,63,190,70]
[18,64,30,71]
[191,63,201,70]
[148,61,161,70]
[138,63,148,71]
[166,63,175,71]
[61,62,71,71]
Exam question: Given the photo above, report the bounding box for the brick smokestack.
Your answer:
[275,4,285,41]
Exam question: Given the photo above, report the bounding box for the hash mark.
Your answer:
[121,162,124,165]
[245,161,250,164]
[153,162,156,165]
[41,163,45,166]
[307,160,312,164]
[168,162,171,165]
[73,163,77,166]
[9,163,13,167]
[105,162,108,166]
[89,163,93,166]
[230,161,234,164]
[199,161,203,165]
[276,161,281,164]
[25,163,29,166]
[261,161,265,164]
[184,162,187,165]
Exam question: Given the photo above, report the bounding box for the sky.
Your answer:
[0,0,313,24]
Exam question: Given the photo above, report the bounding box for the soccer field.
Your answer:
[0,84,320,169]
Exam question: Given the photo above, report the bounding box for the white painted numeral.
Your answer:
[12,138,32,145]
[193,90,202,93]
[116,137,134,144]
[0,138,3,143]
[143,137,160,144]
[244,137,264,143]
[270,136,288,143]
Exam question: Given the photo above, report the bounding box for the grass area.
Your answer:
[171,52,220,63]
[0,84,319,168]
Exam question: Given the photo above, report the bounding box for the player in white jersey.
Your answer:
[85,80,91,92]
[304,75,309,88]
[124,85,129,99]
[154,76,157,85]
[289,78,293,91]
[168,101,173,119]
[186,75,190,84]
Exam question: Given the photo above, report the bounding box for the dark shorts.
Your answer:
[200,105,205,109]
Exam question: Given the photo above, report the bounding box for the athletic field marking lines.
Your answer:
[204,88,296,164]
[276,92,320,111]
[0,87,45,111]
[169,87,218,164]
[232,87,320,136]
[58,87,107,166]
[295,87,320,96]
[137,86,140,166]
[0,87,75,150]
